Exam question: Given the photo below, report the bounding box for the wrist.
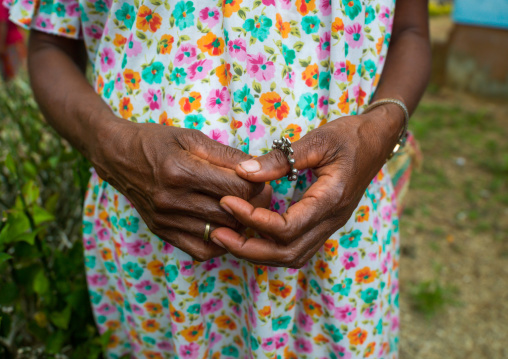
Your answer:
[365,104,405,141]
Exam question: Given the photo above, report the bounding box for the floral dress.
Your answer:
[6,0,400,357]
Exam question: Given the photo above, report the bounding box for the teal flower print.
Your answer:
[234,85,255,114]
[90,291,102,305]
[365,6,375,24]
[361,288,379,304]
[125,301,132,312]
[298,93,318,121]
[162,298,169,308]
[119,216,139,233]
[339,229,362,248]
[325,323,343,342]
[79,3,89,22]
[164,264,179,282]
[143,336,156,345]
[170,67,187,85]
[310,279,322,294]
[227,288,243,304]
[115,3,135,28]
[199,276,216,293]
[104,80,114,99]
[83,220,92,234]
[94,0,108,13]
[282,44,295,65]
[250,335,259,350]
[187,304,200,314]
[319,71,331,90]
[97,315,106,324]
[122,262,144,280]
[272,316,291,330]
[241,137,250,154]
[184,114,206,130]
[364,59,377,79]
[172,1,195,30]
[376,318,383,334]
[332,278,352,296]
[243,15,273,42]
[302,16,320,34]
[104,261,117,273]
[296,173,308,191]
[54,3,66,17]
[85,255,96,269]
[142,61,165,84]
[40,0,54,14]
[222,346,239,357]
[342,0,362,20]
[135,293,147,303]
[270,177,292,195]
[224,28,230,48]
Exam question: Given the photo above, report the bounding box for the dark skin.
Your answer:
[28,0,430,265]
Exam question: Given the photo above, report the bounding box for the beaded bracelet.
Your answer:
[363,98,409,160]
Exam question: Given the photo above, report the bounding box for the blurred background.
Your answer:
[0,0,507,358]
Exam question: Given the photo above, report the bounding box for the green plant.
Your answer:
[0,80,108,358]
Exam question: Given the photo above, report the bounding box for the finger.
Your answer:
[247,184,272,209]
[162,229,227,262]
[150,213,230,238]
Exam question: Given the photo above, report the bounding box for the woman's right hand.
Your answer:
[90,117,271,261]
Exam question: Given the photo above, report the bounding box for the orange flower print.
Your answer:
[354,85,366,107]
[376,36,384,55]
[107,334,119,348]
[323,239,338,258]
[215,315,237,330]
[158,34,174,55]
[144,302,163,315]
[216,63,232,86]
[348,327,368,345]
[295,0,316,16]
[276,13,290,38]
[147,260,164,276]
[222,0,242,17]
[169,304,186,323]
[197,32,225,56]
[314,260,331,279]
[230,117,243,130]
[254,265,267,284]
[159,111,174,126]
[286,295,296,311]
[364,342,376,357]
[144,351,163,359]
[298,271,308,290]
[181,323,204,342]
[303,298,323,317]
[302,64,319,87]
[179,91,202,114]
[219,269,241,285]
[284,124,302,141]
[284,347,298,359]
[58,25,76,37]
[355,206,370,222]
[313,334,329,344]
[332,17,344,33]
[105,320,121,330]
[119,97,133,119]
[97,75,104,95]
[136,6,162,33]
[113,34,127,47]
[123,69,141,90]
[188,281,199,297]
[105,290,123,305]
[338,90,350,114]
[258,306,271,317]
[355,267,377,284]
[141,319,160,332]
[260,92,289,121]
[269,280,293,298]
[85,204,95,216]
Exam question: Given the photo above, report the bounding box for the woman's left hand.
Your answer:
[210,105,404,268]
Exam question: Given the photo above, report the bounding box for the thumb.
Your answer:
[235,134,326,182]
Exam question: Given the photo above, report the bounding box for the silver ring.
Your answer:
[203,222,211,242]
[272,137,298,181]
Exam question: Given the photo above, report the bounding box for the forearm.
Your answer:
[28,30,123,161]
[0,23,7,53]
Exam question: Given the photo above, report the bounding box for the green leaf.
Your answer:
[252,81,262,93]
[237,9,246,20]
[0,282,18,305]
[46,330,66,354]
[232,62,243,76]
[4,153,16,176]
[149,0,162,5]
[0,253,12,265]
[264,45,275,55]
[0,210,31,245]
[33,270,50,295]
[136,31,147,41]
[50,306,72,329]
[293,41,304,51]
[22,180,39,206]
[298,56,312,68]
[270,82,276,91]
[261,116,271,126]
[32,204,55,226]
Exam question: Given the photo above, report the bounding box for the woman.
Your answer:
[6,0,430,357]
[0,0,25,81]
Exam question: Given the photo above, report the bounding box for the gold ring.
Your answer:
[203,222,211,242]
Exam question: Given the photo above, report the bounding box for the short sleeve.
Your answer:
[3,0,82,39]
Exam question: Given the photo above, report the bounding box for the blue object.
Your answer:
[453,0,508,30]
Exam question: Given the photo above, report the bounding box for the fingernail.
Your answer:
[211,237,225,248]
[220,202,233,215]
[240,160,261,173]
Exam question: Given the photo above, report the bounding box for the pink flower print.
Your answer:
[143,88,162,111]
[245,116,265,140]
[35,17,54,31]
[321,294,335,311]
[247,53,275,82]
[391,316,400,331]
[318,96,329,116]
[135,280,159,295]
[261,337,275,351]
[368,251,378,261]
[88,274,108,286]
[296,288,305,300]
[345,23,364,49]
[381,256,388,274]
[232,304,242,316]
[229,259,240,268]
[127,315,135,326]
[20,0,33,10]
[317,31,331,60]
[188,59,213,80]
[278,0,291,9]
[100,47,116,73]
[262,0,275,5]
[333,61,347,82]
[295,338,313,353]
[274,333,288,349]
[116,277,125,292]
[161,241,174,254]
[248,306,257,328]
[67,2,80,16]
[319,0,331,15]
[270,197,286,214]
[334,304,357,323]
[175,44,197,65]
[392,279,399,294]
[297,312,313,331]
[284,70,295,88]
[157,341,172,351]
[199,7,220,28]
[126,34,142,57]
[126,239,153,256]
[97,303,116,315]
[209,332,223,348]
[97,227,110,241]
[84,236,96,250]
[340,251,358,269]
[115,73,123,91]
[179,342,199,359]
[363,304,377,318]
[201,298,223,315]
[167,287,175,302]
[85,24,103,39]
[331,345,352,359]
[249,277,260,302]
[180,260,195,276]
[228,38,247,61]
[208,129,229,145]
[379,6,391,25]
[373,216,380,231]
[381,205,392,221]
[205,87,231,116]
